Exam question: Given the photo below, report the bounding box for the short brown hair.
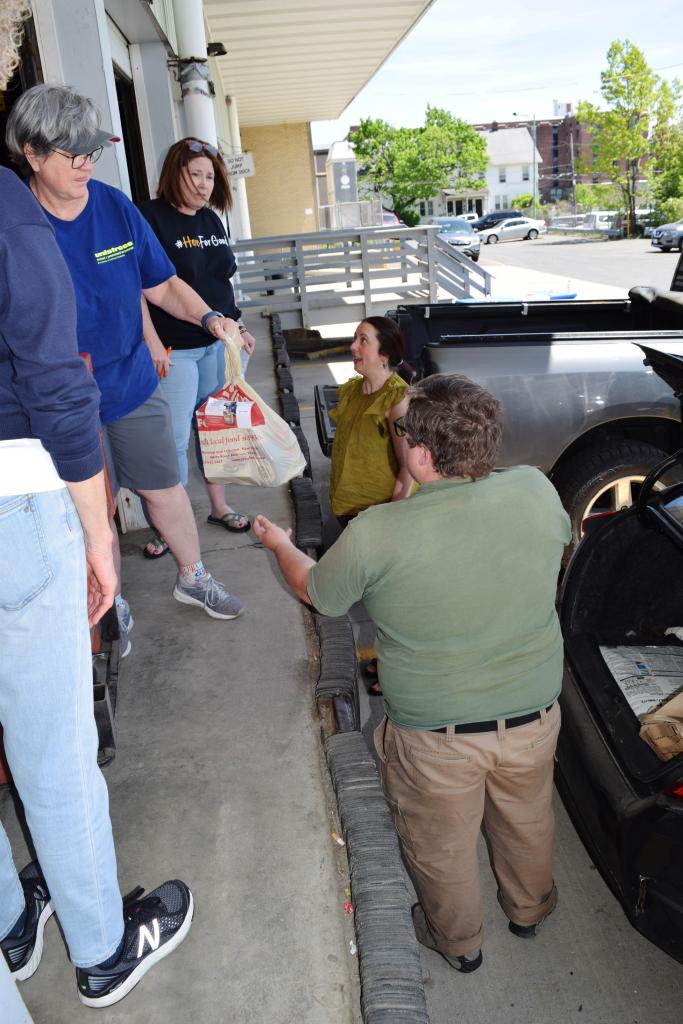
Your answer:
[156,138,232,213]
[405,374,502,479]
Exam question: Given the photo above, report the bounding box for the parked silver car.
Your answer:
[431,216,481,262]
[478,216,547,244]
[651,218,683,253]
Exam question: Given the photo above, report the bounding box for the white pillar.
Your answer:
[226,94,252,240]
[171,0,217,146]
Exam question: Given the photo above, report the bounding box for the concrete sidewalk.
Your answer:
[1,316,359,1023]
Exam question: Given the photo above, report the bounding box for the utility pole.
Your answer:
[531,113,537,219]
[569,130,577,216]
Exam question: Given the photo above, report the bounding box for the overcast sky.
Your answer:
[311,0,683,147]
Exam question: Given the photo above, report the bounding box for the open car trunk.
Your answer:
[561,343,683,789]
[556,342,683,963]
[560,500,683,786]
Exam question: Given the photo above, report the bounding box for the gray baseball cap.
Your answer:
[55,126,120,154]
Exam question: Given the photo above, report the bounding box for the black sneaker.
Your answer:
[411,903,483,973]
[508,892,557,939]
[76,880,193,1008]
[1,862,54,981]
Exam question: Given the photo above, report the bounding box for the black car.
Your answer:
[558,343,683,965]
[472,209,523,231]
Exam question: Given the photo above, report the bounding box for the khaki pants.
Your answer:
[374,702,560,958]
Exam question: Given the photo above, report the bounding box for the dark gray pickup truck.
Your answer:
[315,257,683,545]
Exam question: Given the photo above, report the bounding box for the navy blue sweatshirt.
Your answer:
[0,167,103,482]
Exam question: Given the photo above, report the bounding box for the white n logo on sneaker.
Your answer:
[137,919,160,958]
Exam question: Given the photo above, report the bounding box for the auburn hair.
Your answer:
[156,138,233,213]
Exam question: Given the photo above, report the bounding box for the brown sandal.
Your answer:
[364,659,382,696]
[143,536,170,559]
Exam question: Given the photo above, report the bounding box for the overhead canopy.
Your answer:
[203,0,434,127]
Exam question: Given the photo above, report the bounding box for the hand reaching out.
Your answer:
[253,514,292,552]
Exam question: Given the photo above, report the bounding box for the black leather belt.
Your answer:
[430,704,555,734]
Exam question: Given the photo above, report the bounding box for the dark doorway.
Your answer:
[0,17,43,171]
[114,71,149,205]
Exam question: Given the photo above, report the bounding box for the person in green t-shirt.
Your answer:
[253,373,571,976]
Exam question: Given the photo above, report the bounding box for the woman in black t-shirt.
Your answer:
[139,139,255,554]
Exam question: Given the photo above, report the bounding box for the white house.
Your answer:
[478,126,542,212]
[418,124,543,221]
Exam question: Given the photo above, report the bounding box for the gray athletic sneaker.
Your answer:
[115,596,134,658]
[172,574,244,620]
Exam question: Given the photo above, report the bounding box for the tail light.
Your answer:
[581,510,617,537]
[666,783,683,799]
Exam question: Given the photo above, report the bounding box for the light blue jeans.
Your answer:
[0,489,123,967]
[159,340,249,486]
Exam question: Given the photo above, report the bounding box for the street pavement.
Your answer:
[479,236,680,296]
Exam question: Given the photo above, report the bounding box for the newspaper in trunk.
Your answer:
[599,644,683,762]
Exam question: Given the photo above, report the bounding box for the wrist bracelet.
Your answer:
[238,325,248,335]
[201,310,224,332]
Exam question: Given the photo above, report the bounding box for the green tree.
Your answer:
[350,107,487,225]
[574,182,623,210]
[651,122,683,211]
[577,40,681,236]
[511,192,534,210]
[656,196,683,225]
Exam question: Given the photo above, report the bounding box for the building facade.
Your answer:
[1,0,434,240]
[475,108,607,205]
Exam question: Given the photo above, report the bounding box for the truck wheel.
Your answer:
[552,441,676,552]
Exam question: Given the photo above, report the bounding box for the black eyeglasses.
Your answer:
[50,147,103,169]
[394,416,422,447]
[185,140,219,158]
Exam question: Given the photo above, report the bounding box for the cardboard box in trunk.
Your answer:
[640,692,683,761]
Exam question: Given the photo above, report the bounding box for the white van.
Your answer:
[583,210,620,231]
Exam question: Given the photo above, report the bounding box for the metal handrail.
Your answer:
[232,225,493,327]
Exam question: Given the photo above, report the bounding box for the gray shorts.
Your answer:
[103,387,180,493]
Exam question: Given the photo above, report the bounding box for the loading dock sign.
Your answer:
[224,153,255,178]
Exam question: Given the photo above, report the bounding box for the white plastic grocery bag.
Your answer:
[196,334,306,486]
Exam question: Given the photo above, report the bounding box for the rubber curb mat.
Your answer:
[314,613,359,732]
[325,732,430,1024]
[289,477,323,552]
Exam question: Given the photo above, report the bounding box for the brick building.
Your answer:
[474,108,603,205]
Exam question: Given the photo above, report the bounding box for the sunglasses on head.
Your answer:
[185,139,219,158]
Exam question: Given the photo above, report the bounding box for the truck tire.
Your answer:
[553,440,676,551]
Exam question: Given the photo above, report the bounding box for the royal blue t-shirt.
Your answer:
[42,180,175,425]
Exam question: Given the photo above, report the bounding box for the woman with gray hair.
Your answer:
[6,83,246,636]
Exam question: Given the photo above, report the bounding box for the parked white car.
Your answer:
[478,217,547,244]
